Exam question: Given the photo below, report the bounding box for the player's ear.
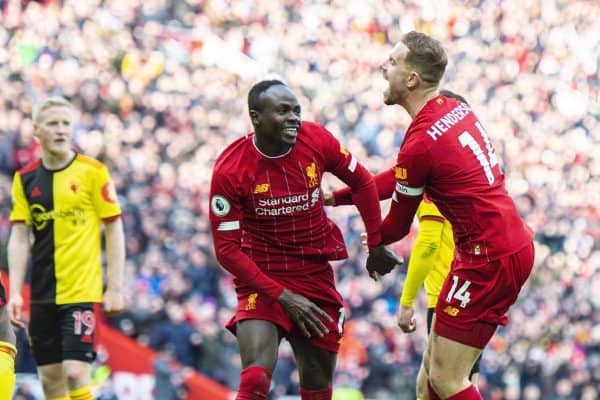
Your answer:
[407,71,420,89]
[249,109,260,126]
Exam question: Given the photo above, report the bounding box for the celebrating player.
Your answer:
[371,31,534,400]
[327,90,483,400]
[209,80,401,400]
[332,31,534,400]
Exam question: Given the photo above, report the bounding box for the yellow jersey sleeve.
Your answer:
[9,172,31,225]
[418,199,445,221]
[92,164,121,219]
[399,201,445,307]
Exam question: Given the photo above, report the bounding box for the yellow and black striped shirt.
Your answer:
[10,154,121,304]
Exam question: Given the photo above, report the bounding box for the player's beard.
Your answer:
[383,86,397,105]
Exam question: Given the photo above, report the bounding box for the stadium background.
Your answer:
[0,0,598,399]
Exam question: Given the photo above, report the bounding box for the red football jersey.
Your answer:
[383,95,533,262]
[210,121,381,298]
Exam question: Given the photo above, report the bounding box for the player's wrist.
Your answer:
[366,234,383,249]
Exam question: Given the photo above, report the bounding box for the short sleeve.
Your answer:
[9,172,31,225]
[418,198,444,220]
[92,165,122,220]
[209,168,244,234]
[318,125,358,175]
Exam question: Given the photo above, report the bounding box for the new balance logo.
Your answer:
[443,306,460,317]
[31,186,42,197]
[253,183,269,194]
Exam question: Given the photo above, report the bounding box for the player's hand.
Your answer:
[278,289,333,338]
[397,305,417,333]
[366,245,403,281]
[7,294,26,328]
[323,193,335,206]
[103,287,125,316]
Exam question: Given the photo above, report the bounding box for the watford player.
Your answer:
[7,97,125,400]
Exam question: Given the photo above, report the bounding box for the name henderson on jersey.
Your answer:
[426,102,471,141]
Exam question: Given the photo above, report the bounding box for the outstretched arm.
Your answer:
[331,167,396,206]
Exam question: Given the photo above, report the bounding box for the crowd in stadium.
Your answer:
[0,0,598,399]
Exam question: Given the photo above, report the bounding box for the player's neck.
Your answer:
[253,136,293,158]
[42,149,76,170]
[403,88,439,118]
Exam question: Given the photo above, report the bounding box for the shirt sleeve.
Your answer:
[332,167,397,206]
[92,164,122,220]
[9,172,31,225]
[380,130,432,244]
[321,128,382,247]
[209,168,285,299]
[400,202,445,307]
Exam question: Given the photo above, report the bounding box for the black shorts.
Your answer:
[29,302,97,365]
[427,307,481,376]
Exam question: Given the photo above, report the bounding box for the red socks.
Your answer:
[237,366,272,400]
[300,387,332,400]
[427,381,442,400]
[447,385,482,400]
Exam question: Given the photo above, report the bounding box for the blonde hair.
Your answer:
[33,96,72,123]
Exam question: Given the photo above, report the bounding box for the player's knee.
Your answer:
[298,361,333,389]
[39,367,67,397]
[238,365,272,399]
[416,382,428,400]
[416,367,428,399]
[422,350,431,374]
[429,366,469,398]
[62,360,91,389]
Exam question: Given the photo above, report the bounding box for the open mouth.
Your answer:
[282,127,298,138]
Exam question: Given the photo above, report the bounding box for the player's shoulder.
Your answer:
[297,121,335,150]
[74,154,107,170]
[299,120,327,134]
[17,159,42,176]
[213,134,254,176]
[414,96,456,125]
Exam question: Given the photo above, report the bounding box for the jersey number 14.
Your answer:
[458,121,498,185]
[446,275,472,308]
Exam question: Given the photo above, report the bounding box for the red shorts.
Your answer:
[226,265,345,353]
[434,242,534,348]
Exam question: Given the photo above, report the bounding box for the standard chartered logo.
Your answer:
[31,204,85,230]
[311,188,320,206]
[255,188,321,216]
